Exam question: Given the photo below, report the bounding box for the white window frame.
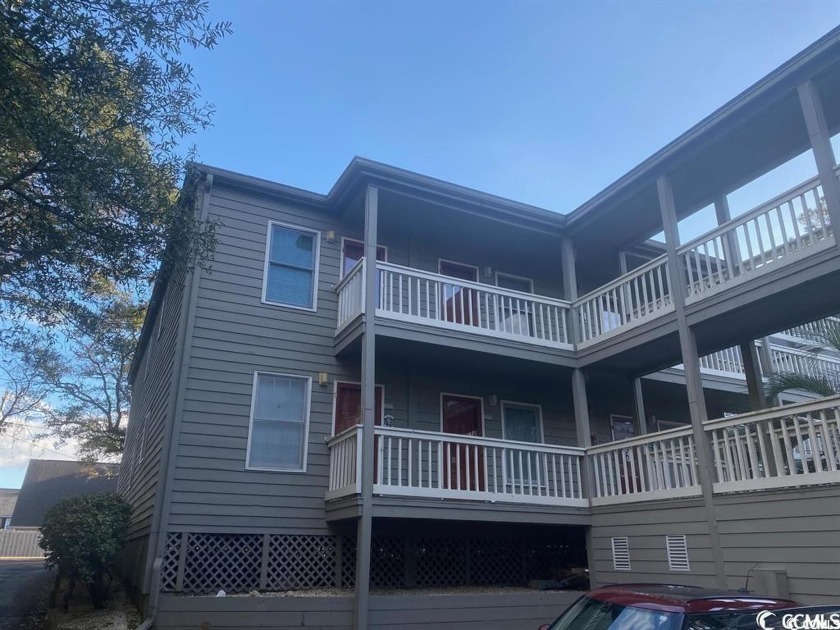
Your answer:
[331,380,386,435]
[438,258,480,281]
[245,371,312,473]
[439,392,486,436]
[339,237,388,280]
[494,271,534,293]
[500,401,544,443]
[261,221,321,312]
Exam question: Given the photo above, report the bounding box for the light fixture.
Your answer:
[325,230,336,243]
[318,372,329,386]
[483,266,493,278]
[488,394,498,406]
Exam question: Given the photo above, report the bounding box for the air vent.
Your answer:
[611,537,631,571]
[666,535,690,571]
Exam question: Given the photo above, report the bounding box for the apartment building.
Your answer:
[118,28,840,630]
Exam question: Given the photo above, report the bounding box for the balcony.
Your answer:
[336,259,574,349]
[336,172,837,358]
[327,426,587,508]
[328,397,840,512]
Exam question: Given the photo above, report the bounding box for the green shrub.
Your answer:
[39,492,132,609]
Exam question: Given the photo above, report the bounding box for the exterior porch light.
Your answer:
[318,372,329,386]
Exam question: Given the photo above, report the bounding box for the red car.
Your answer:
[539,584,798,630]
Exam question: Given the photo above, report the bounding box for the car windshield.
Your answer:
[548,596,684,630]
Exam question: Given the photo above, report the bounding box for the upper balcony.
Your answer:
[335,169,839,367]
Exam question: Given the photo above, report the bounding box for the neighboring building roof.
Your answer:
[10,459,119,528]
[0,489,19,517]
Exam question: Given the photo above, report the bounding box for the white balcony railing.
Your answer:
[375,262,573,348]
[705,396,840,493]
[574,255,674,346]
[336,259,366,332]
[326,426,361,500]
[588,426,701,506]
[326,425,586,507]
[777,315,840,345]
[770,346,840,384]
[679,176,834,303]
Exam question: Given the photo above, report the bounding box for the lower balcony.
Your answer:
[326,426,588,518]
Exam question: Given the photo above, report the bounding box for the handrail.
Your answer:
[677,175,822,254]
[375,261,572,307]
[573,253,669,304]
[373,425,585,457]
[334,258,364,293]
[586,424,694,454]
[326,425,361,446]
[702,395,840,432]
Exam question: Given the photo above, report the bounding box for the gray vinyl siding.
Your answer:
[166,183,356,535]
[118,268,186,540]
[589,498,718,588]
[716,486,840,603]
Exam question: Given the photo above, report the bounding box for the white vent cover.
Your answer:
[666,535,690,571]
[611,537,631,571]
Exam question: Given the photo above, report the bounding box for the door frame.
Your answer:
[437,258,480,281]
[332,380,385,435]
[500,400,545,444]
[339,237,388,279]
[610,414,636,442]
[494,271,534,293]
[439,392,485,437]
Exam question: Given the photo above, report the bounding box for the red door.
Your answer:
[442,394,485,491]
[439,261,479,326]
[335,383,383,482]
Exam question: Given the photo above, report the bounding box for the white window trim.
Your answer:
[500,400,545,443]
[339,237,388,280]
[439,392,486,437]
[331,380,386,435]
[245,371,312,473]
[261,221,321,312]
[438,258,480,281]
[495,271,534,293]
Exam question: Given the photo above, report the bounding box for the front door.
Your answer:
[335,382,384,481]
[441,394,484,491]
[439,260,479,326]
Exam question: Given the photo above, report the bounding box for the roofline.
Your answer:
[566,25,840,228]
[190,157,567,231]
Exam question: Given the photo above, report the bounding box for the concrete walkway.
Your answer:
[0,559,50,630]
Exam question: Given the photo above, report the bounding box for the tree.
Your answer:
[0,0,228,329]
[767,318,840,398]
[40,492,132,609]
[4,286,143,459]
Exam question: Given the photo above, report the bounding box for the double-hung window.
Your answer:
[247,373,311,472]
[263,222,320,310]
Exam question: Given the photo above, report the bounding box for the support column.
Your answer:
[632,378,647,435]
[658,176,728,588]
[798,80,840,239]
[561,237,579,345]
[714,196,741,276]
[354,185,378,630]
[740,341,767,411]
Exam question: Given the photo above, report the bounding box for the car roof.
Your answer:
[587,584,798,614]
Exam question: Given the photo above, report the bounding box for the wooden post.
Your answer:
[798,80,840,240]
[658,175,727,588]
[354,185,378,630]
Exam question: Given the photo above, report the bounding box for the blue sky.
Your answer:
[3,2,839,490]
[184,0,838,217]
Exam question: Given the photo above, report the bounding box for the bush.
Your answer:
[39,492,132,609]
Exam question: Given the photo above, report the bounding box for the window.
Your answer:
[502,402,543,443]
[495,272,533,293]
[666,535,690,571]
[263,222,320,310]
[247,373,311,471]
[611,536,631,571]
[341,238,386,279]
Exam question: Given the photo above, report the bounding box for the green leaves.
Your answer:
[0,0,228,327]
[39,492,132,608]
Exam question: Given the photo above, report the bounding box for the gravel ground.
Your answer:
[47,582,142,630]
